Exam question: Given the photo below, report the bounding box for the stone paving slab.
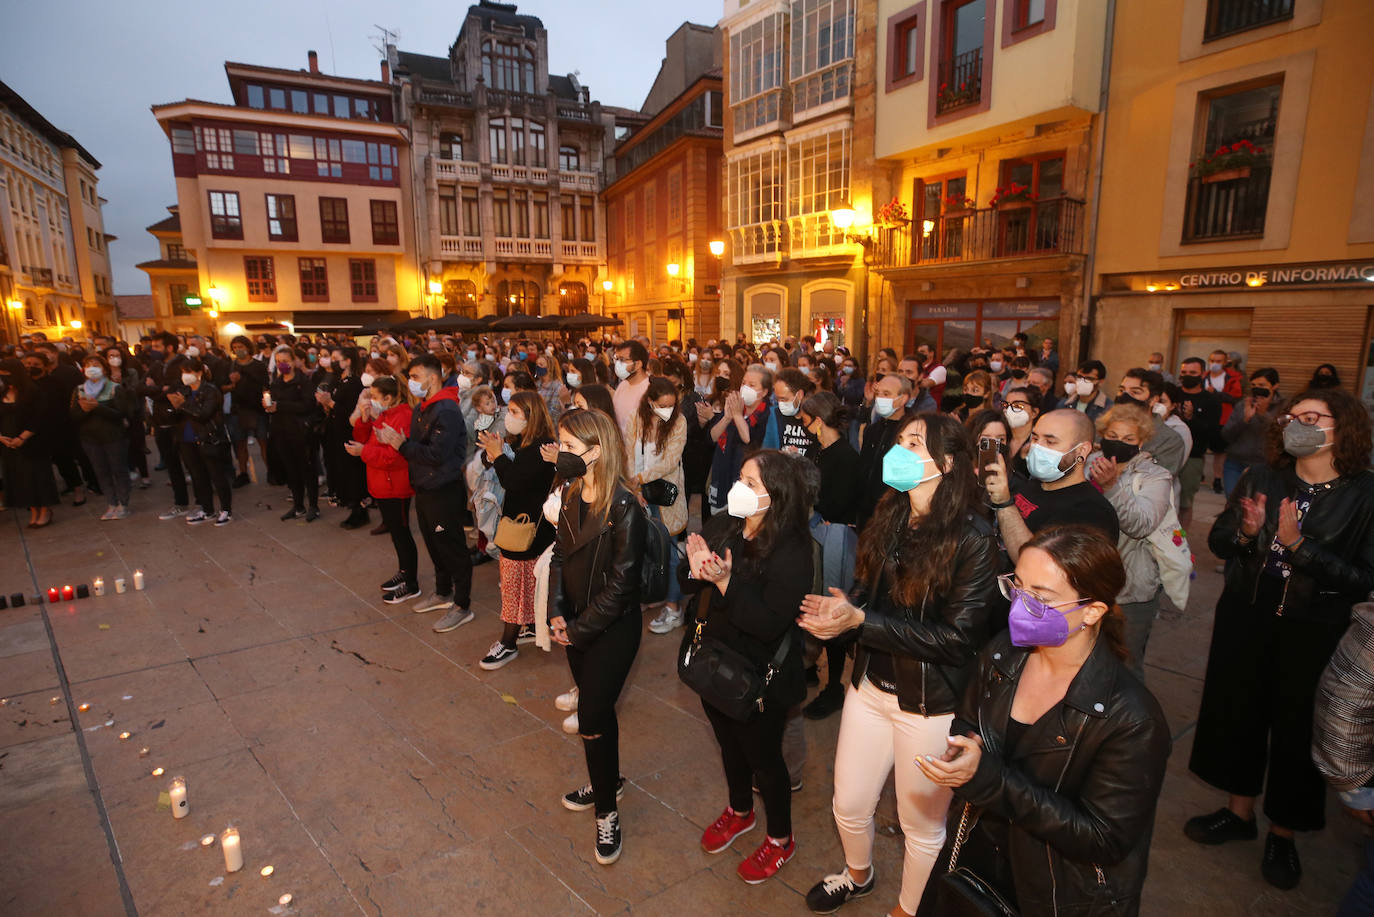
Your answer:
[0,485,1362,916]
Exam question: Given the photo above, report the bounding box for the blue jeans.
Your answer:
[647,503,682,603]
[1223,457,1250,497]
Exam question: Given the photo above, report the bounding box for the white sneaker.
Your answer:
[185,510,209,525]
[562,711,579,734]
[158,506,187,520]
[413,593,456,614]
[555,686,579,712]
[213,511,232,526]
[100,507,118,521]
[648,603,683,634]
[114,505,131,519]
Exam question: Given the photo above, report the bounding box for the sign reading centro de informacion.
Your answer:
[1102,259,1374,294]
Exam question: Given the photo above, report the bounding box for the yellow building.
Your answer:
[1091,0,1374,398]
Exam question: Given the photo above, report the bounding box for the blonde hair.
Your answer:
[558,408,633,523]
[1096,402,1154,444]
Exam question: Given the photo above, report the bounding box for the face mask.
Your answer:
[739,384,760,407]
[109,356,122,367]
[181,372,198,386]
[1010,369,1027,380]
[307,354,318,364]
[559,371,579,389]
[841,365,854,375]
[186,346,200,358]
[504,413,527,435]
[456,375,473,392]
[1114,392,1146,408]
[276,362,292,375]
[1313,373,1337,388]
[882,443,943,492]
[989,361,1004,373]
[1099,438,1140,464]
[1250,387,1271,400]
[765,361,780,374]
[614,359,631,381]
[516,351,528,361]
[1151,402,1169,418]
[319,356,332,369]
[652,405,674,422]
[961,393,984,409]
[1007,592,1086,648]
[467,350,478,361]
[371,351,380,359]
[475,413,495,431]
[1005,406,1031,429]
[84,366,103,380]
[407,378,426,399]
[371,398,388,415]
[1179,374,1201,388]
[874,396,896,417]
[555,450,590,478]
[1209,362,1224,374]
[586,350,597,361]
[359,372,375,387]
[1075,378,1095,397]
[778,400,799,417]
[1026,442,1083,483]
[688,353,698,363]
[534,365,548,379]
[1282,420,1332,457]
[1064,381,1077,396]
[1147,363,1162,372]
[500,388,512,404]
[726,480,769,518]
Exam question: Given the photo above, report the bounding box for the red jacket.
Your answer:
[352,403,415,500]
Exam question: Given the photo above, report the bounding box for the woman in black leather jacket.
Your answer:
[170,358,232,525]
[799,411,996,917]
[547,407,645,868]
[1186,387,1374,891]
[916,525,1171,917]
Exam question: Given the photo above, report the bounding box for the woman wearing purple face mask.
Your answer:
[915,525,1170,917]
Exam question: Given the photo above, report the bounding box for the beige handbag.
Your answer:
[494,512,538,553]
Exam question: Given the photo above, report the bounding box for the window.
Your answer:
[244,256,276,301]
[580,196,595,242]
[259,133,288,173]
[791,0,856,116]
[493,189,511,237]
[482,39,535,93]
[198,126,234,170]
[561,194,576,240]
[705,90,724,128]
[558,282,588,315]
[315,137,343,178]
[370,200,399,245]
[169,282,193,316]
[489,118,507,164]
[643,186,656,241]
[247,85,264,109]
[349,259,377,301]
[440,132,463,161]
[366,143,395,182]
[996,153,1066,255]
[1184,81,1280,241]
[269,87,286,110]
[917,173,969,259]
[319,197,349,243]
[291,90,309,114]
[1013,0,1045,30]
[889,10,924,88]
[266,194,297,242]
[513,189,530,237]
[667,170,682,230]
[166,242,190,262]
[333,95,349,119]
[208,191,242,240]
[529,121,546,167]
[298,258,328,301]
[730,13,787,134]
[444,279,478,316]
[936,0,986,115]
[558,145,580,171]
[439,187,460,235]
[727,148,785,229]
[510,118,527,166]
[170,126,195,155]
[463,189,481,235]
[313,92,329,115]
[788,128,851,219]
[1204,0,1294,42]
[533,193,550,238]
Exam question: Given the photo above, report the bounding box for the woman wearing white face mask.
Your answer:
[169,358,233,526]
[627,377,688,634]
[72,354,134,520]
[1000,386,1041,476]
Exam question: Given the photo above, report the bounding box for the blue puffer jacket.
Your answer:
[398,387,468,493]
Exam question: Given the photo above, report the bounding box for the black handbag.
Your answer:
[640,478,679,507]
[937,803,1019,917]
[677,589,791,722]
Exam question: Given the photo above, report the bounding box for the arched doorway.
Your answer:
[557,282,588,315]
[495,279,541,316]
[444,279,478,317]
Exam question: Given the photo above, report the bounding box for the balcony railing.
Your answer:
[1183,166,1271,241]
[439,236,483,258]
[25,266,54,285]
[417,88,474,109]
[934,47,983,116]
[1204,0,1294,42]
[434,157,481,182]
[559,170,599,191]
[490,163,551,184]
[875,197,1086,269]
[493,238,553,258]
[789,213,846,258]
[729,221,788,264]
[560,242,601,262]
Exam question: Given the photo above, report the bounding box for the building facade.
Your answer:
[603,23,726,344]
[390,0,617,320]
[135,206,203,334]
[150,53,418,338]
[1091,0,1374,401]
[0,79,116,344]
[720,0,876,354]
[868,0,1109,369]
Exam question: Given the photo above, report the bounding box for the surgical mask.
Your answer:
[740,384,760,407]
[726,480,769,518]
[800,366,813,377]
[407,378,426,399]
[1099,438,1139,464]
[181,372,198,386]
[555,451,590,478]
[504,413,527,435]
[500,387,512,404]
[371,351,381,359]
[457,375,472,392]
[109,356,122,367]
[475,413,495,431]
[765,361,780,374]
[1151,402,1169,418]
[534,365,548,379]
[1148,362,1162,372]
[1005,406,1031,429]
[517,351,528,361]
[1074,378,1095,397]
[688,353,698,363]
[778,400,800,417]
[307,353,318,364]
[84,366,103,380]
[1208,362,1224,373]
[989,360,1004,373]
[186,346,200,358]
[371,398,388,415]
[276,362,292,375]
[467,350,478,361]
[652,405,674,422]
[1282,420,1332,457]
[841,365,854,375]
[1007,592,1086,648]
[566,371,582,387]
[319,356,332,368]
[586,350,597,361]
[874,396,896,417]
[1026,442,1083,483]
[359,372,375,387]
[882,443,943,492]
[614,359,632,381]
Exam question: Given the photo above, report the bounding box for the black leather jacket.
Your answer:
[1209,465,1374,621]
[949,633,1171,916]
[850,514,998,716]
[547,482,645,647]
[174,382,226,445]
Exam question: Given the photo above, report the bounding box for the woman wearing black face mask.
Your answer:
[1187,388,1374,891]
[546,407,645,866]
[266,345,319,521]
[1308,363,1341,389]
[1220,368,1281,496]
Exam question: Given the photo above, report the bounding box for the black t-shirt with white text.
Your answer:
[778,415,817,459]
[1010,476,1120,543]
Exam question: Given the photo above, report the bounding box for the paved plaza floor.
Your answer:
[0,483,1364,916]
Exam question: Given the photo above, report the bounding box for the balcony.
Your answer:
[934,48,983,116]
[417,87,474,109]
[493,238,553,259]
[1183,166,1271,241]
[25,266,54,285]
[559,242,601,263]
[558,170,599,192]
[439,236,484,259]
[875,197,1086,269]
[490,163,551,184]
[788,213,847,258]
[729,221,788,264]
[433,157,481,182]
[1204,0,1294,42]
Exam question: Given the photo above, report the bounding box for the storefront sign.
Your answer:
[1103,259,1374,294]
[910,303,978,319]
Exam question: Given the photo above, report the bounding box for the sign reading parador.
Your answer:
[1103,259,1374,293]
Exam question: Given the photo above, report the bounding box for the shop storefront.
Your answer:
[904,300,1061,357]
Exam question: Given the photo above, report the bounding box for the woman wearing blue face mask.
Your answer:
[798,412,996,917]
[915,525,1170,917]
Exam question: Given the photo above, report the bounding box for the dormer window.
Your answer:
[482,39,535,93]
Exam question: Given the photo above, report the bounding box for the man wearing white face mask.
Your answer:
[1065,360,1111,422]
[771,368,817,459]
[611,341,650,434]
[855,373,912,527]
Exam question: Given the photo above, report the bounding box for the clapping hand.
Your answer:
[343,440,364,457]
[478,429,502,461]
[1089,455,1121,490]
[685,534,730,583]
[725,390,744,419]
[914,733,984,788]
[539,442,559,465]
[1277,497,1302,548]
[694,401,716,425]
[798,587,862,639]
[376,424,406,448]
[1238,492,1268,537]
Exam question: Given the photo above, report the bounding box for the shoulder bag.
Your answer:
[640,478,679,507]
[494,512,538,553]
[937,802,1019,917]
[677,587,791,722]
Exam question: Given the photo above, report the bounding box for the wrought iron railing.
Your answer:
[934,47,983,115]
[875,197,1086,268]
[1183,166,1271,241]
[1204,0,1294,42]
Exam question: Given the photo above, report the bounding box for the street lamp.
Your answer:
[665,262,681,279]
[830,198,875,373]
[709,240,724,258]
[69,319,82,330]
[600,279,612,316]
[428,280,442,295]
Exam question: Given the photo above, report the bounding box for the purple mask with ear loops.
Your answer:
[1007,593,1086,647]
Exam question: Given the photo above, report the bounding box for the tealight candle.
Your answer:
[260,865,274,877]
[78,703,90,712]
[133,570,145,591]
[49,696,59,705]
[93,577,105,597]
[138,747,149,757]
[151,767,164,777]
[278,893,293,907]
[169,776,188,819]
[118,731,131,741]
[61,585,74,601]
[200,834,215,847]
[221,827,243,872]
[114,578,127,594]
[46,588,59,603]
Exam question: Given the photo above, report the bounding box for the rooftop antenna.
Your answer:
[371,24,399,58]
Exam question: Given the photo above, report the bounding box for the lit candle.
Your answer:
[151,767,164,777]
[93,577,105,597]
[49,696,59,705]
[169,776,188,819]
[78,703,90,712]
[200,834,215,847]
[118,731,131,741]
[114,578,127,594]
[133,570,145,591]
[138,747,149,757]
[47,588,59,603]
[221,827,243,872]
[61,585,74,601]
[260,865,274,877]
[278,893,293,907]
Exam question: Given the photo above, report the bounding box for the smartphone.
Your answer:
[977,437,1000,474]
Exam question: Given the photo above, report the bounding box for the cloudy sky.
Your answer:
[7,0,722,295]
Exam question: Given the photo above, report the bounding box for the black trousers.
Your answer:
[414,486,472,605]
[703,695,792,838]
[378,498,417,586]
[51,433,92,491]
[567,610,642,815]
[153,426,188,506]
[181,441,232,514]
[1189,587,1349,831]
[275,429,318,510]
[127,417,148,478]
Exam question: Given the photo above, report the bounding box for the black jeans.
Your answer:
[703,696,791,838]
[566,610,642,815]
[276,430,318,510]
[378,497,417,587]
[414,486,472,605]
[180,441,232,514]
[153,426,188,506]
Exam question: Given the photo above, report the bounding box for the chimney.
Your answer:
[380,60,391,83]
[308,50,319,73]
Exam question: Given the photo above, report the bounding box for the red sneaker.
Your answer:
[701,807,756,854]
[737,836,796,884]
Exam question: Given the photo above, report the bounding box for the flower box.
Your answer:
[1200,166,1253,184]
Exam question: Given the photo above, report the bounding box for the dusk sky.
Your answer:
[7,0,723,296]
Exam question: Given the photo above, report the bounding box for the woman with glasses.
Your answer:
[1186,388,1374,891]
[916,525,1171,916]
[1000,386,1041,477]
[1219,368,1280,496]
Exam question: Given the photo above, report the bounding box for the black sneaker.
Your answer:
[1184,807,1258,845]
[380,572,407,592]
[281,506,305,521]
[1212,477,1224,494]
[516,624,538,645]
[478,641,518,670]
[803,687,845,720]
[562,776,627,812]
[594,811,622,865]
[305,507,321,522]
[806,866,877,914]
[1261,832,1301,890]
[383,586,422,605]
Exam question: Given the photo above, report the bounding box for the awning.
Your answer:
[291,310,413,332]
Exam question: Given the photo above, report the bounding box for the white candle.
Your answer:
[133,570,145,591]
[93,577,105,597]
[278,893,293,907]
[221,827,243,872]
[169,776,188,819]
[114,578,127,594]
[262,391,273,408]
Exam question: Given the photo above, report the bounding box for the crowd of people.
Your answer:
[3,324,1373,915]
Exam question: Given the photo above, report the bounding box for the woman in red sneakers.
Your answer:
[683,449,812,884]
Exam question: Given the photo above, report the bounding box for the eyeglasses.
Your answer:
[1277,411,1335,428]
[997,573,1091,615]
[1005,402,1030,413]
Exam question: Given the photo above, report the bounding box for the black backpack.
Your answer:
[640,505,673,604]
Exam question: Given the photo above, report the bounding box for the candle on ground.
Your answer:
[169,776,188,819]
[221,827,243,872]
[132,570,145,590]
[151,767,164,777]
[46,588,58,603]
[200,834,215,847]
[114,578,127,594]
[278,893,293,907]
[61,585,74,601]
[93,577,105,597]
[260,865,274,877]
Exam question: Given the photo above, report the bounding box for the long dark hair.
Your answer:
[1265,387,1372,478]
[701,449,811,577]
[855,412,981,607]
[1022,525,1129,662]
[576,383,616,418]
[800,391,849,431]
[0,357,35,401]
[636,375,681,454]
